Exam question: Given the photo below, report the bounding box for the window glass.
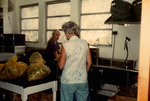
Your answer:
[21,19,38,29]
[21,6,38,18]
[81,30,112,45]
[47,2,70,16]
[81,14,111,29]
[81,0,112,13]
[21,31,38,42]
[47,17,70,29]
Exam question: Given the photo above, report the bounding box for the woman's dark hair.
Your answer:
[62,21,79,35]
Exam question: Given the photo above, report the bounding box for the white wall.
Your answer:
[2,0,140,69]
[99,24,140,69]
[113,25,140,60]
[100,25,140,59]
[1,0,15,33]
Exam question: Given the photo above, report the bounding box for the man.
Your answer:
[55,21,92,101]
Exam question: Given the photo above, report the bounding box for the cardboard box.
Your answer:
[107,95,116,101]
[107,95,137,101]
[28,92,53,101]
[10,93,21,101]
[116,95,137,101]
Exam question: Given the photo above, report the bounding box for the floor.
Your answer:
[56,90,109,101]
[0,88,110,101]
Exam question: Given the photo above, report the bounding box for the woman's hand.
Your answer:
[54,51,60,60]
[58,49,61,54]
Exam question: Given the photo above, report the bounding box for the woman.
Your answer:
[55,21,92,101]
[44,29,61,78]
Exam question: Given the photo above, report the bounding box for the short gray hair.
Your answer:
[62,21,79,35]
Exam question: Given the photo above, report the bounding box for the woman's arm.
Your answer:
[55,45,66,69]
[86,47,92,72]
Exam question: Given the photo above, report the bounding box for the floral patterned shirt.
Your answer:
[61,36,88,84]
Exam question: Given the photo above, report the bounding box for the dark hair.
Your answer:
[62,21,79,35]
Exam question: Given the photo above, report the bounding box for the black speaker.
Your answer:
[3,34,25,46]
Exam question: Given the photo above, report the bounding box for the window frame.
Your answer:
[20,4,39,43]
[80,2,113,46]
[46,1,70,43]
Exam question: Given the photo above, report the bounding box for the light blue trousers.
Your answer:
[60,83,89,101]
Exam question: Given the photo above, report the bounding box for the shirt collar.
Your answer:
[69,36,78,41]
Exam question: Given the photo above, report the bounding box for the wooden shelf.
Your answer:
[105,16,141,25]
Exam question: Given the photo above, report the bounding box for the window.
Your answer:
[46,2,70,43]
[21,4,39,42]
[81,0,112,46]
